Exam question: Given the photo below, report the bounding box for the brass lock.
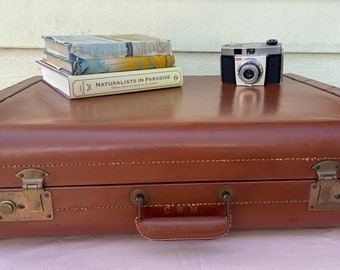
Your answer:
[0,200,17,215]
[309,160,340,211]
[0,168,54,222]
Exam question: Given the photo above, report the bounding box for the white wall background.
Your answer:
[1,0,340,89]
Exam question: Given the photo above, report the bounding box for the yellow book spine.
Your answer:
[75,55,176,75]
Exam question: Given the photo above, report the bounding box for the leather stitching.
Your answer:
[1,156,339,168]
[55,200,308,212]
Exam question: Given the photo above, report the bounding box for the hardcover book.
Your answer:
[44,52,176,75]
[42,34,173,60]
[37,60,183,99]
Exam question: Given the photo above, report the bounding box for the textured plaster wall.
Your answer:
[1,0,340,90]
[1,0,340,53]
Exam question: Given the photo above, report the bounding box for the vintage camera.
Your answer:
[221,39,283,86]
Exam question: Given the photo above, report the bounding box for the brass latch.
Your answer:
[308,161,340,211]
[0,168,54,222]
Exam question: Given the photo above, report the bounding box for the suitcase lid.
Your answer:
[1,74,340,188]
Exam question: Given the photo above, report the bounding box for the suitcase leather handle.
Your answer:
[133,189,232,241]
[135,216,231,241]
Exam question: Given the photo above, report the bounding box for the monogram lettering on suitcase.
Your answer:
[163,204,199,215]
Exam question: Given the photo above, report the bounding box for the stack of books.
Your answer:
[37,34,183,99]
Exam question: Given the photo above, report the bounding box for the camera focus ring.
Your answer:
[237,58,263,85]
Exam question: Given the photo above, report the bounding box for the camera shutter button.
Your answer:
[266,39,278,46]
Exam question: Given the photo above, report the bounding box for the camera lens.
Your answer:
[237,58,263,85]
[243,69,255,80]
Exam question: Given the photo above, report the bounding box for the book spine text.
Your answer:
[69,67,183,98]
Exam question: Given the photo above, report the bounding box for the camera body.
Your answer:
[221,39,283,86]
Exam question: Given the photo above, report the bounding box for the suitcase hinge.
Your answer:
[308,161,340,211]
[0,168,54,222]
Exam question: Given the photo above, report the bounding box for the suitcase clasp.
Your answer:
[309,161,340,211]
[0,168,54,222]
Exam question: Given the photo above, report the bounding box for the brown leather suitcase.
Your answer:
[1,74,340,240]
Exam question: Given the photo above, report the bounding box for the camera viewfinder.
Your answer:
[234,49,242,54]
[247,48,256,54]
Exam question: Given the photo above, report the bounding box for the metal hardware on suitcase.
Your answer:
[0,74,340,240]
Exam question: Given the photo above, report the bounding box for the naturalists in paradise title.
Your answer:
[95,74,177,87]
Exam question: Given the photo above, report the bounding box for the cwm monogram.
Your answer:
[163,204,199,215]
